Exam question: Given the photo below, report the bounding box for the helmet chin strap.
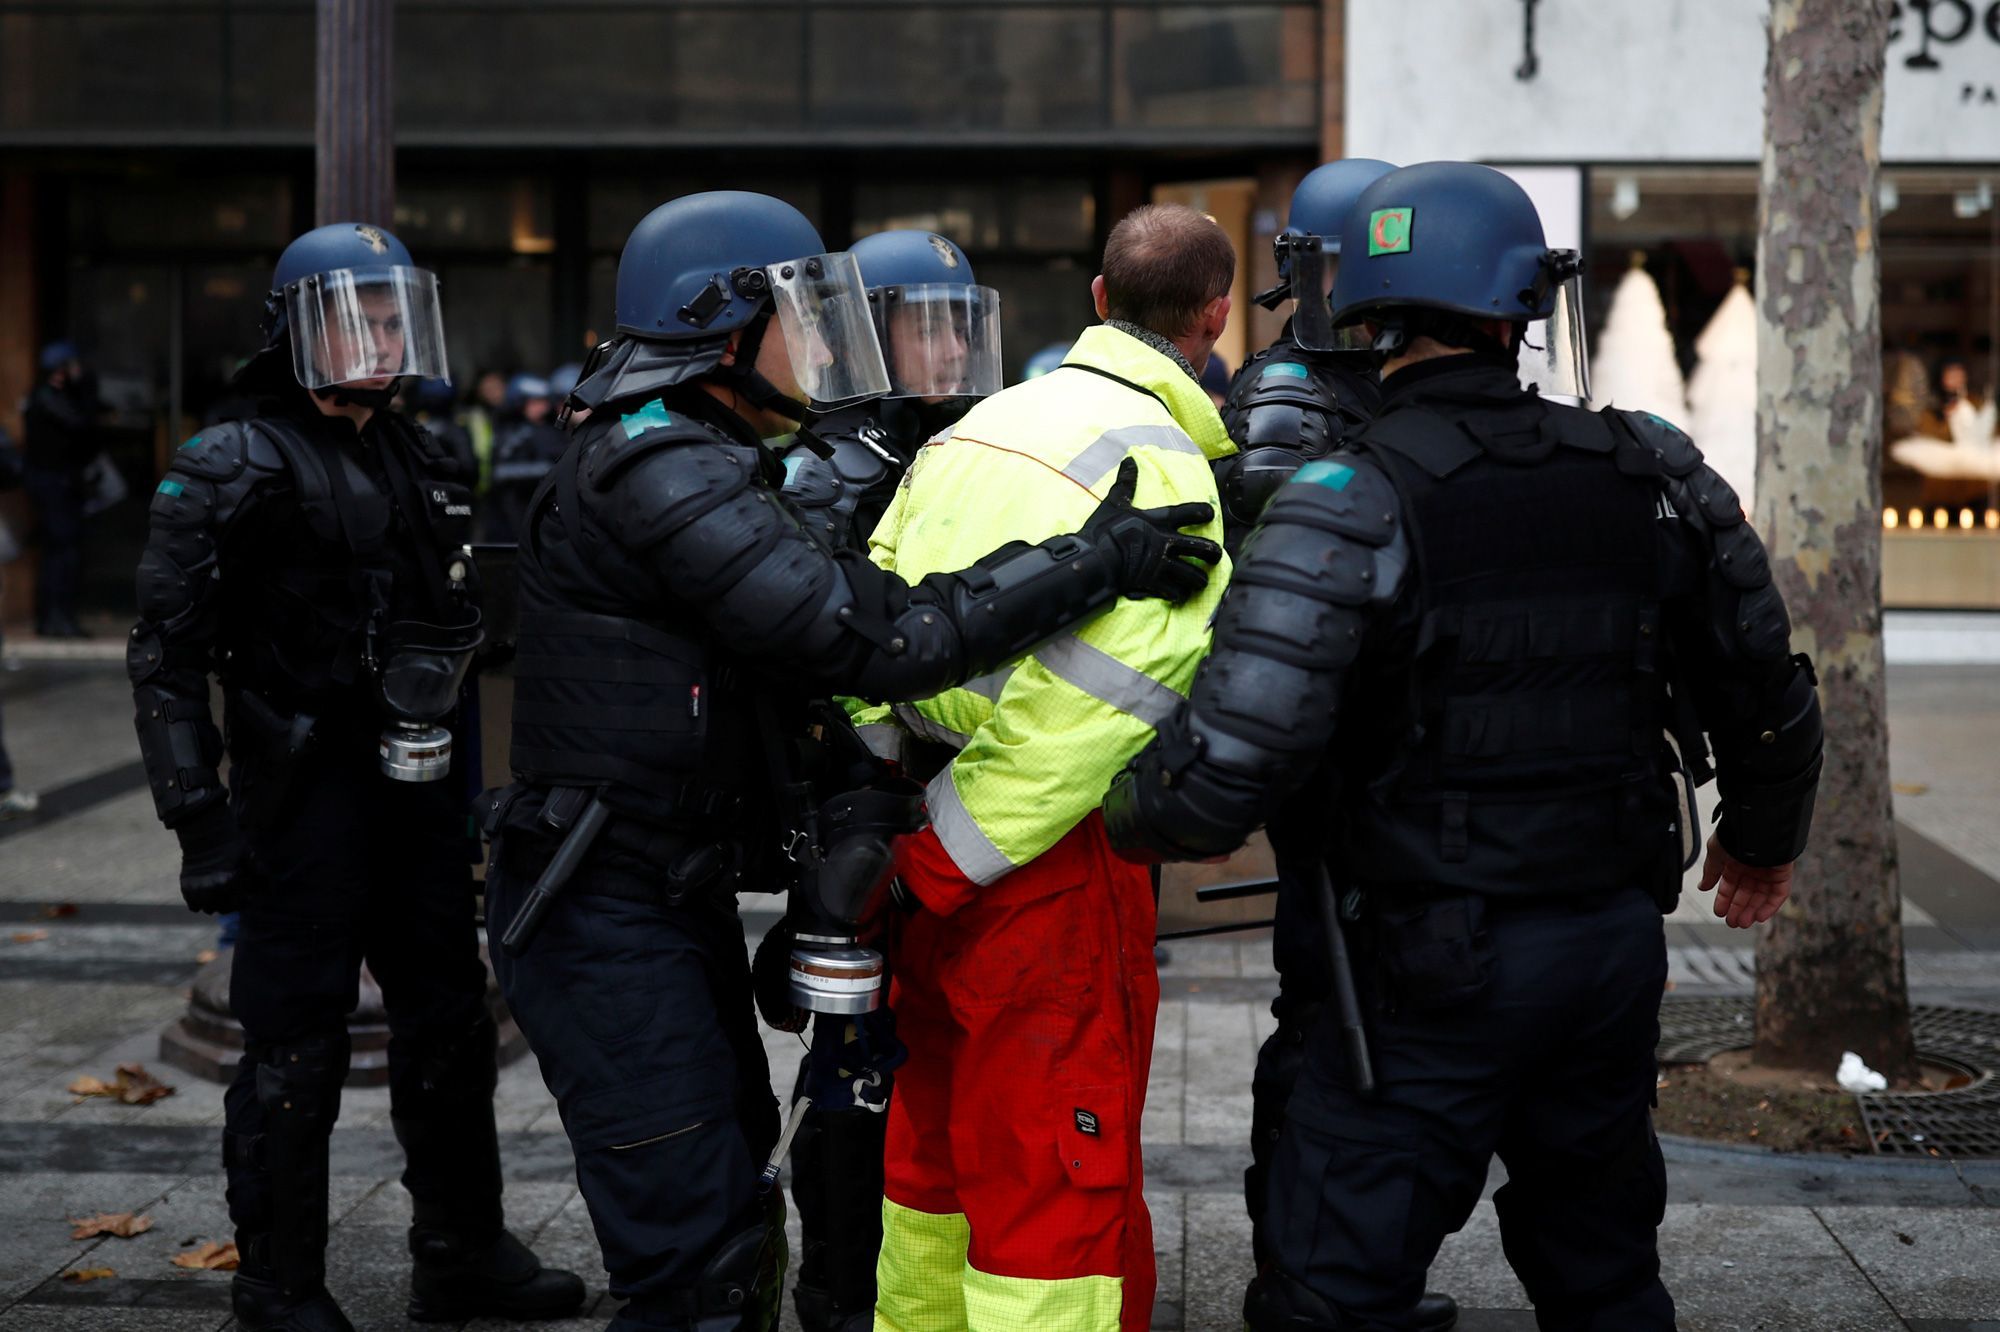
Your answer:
[718,313,812,424]
[315,378,402,410]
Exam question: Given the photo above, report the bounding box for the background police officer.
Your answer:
[129,223,583,1332]
[1214,158,1395,554]
[1106,162,1824,1331]
[783,228,1001,557]
[481,190,1219,1332]
[771,226,1001,1332]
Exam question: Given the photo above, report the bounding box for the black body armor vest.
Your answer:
[1337,398,1679,899]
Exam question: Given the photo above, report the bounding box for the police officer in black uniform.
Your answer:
[782,228,1000,557]
[129,223,584,1332]
[480,190,1219,1332]
[1106,163,1824,1331]
[1215,159,1395,554]
[773,226,1003,1332]
[1216,157,1432,1296]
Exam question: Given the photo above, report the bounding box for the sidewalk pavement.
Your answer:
[0,660,1995,1330]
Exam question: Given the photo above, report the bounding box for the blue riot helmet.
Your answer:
[504,373,552,413]
[1329,162,1589,400]
[547,362,583,403]
[1263,158,1397,352]
[411,376,456,415]
[264,222,449,394]
[589,191,890,424]
[850,230,1004,402]
[39,341,80,375]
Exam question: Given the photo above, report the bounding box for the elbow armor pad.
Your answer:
[1110,456,1407,862]
[924,532,1122,682]
[1715,658,1823,867]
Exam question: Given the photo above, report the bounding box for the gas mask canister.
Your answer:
[787,781,927,1013]
[373,613,484,781]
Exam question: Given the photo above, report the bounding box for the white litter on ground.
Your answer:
[1837,1052,1889,1093]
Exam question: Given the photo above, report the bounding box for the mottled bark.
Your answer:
[316,0,395,228]
[1752,0,1916,1078]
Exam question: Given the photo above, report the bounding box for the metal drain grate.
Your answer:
[1656,997,2000,1159]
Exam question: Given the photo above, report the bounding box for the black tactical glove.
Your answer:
[174,803,255,915]
[1079,457,1222,603]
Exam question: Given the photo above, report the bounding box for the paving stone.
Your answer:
[0,1171,188,1308]
[1180,1191,1255,1332]
[1656,1204,1902,1330]
[1814,1205,2000,1320]
[1428,1203,1532,1310]
[1181,1001,1257,1148]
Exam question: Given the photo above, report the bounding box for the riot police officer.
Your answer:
[771,226,1002,1332]
[129,223,583,1331]
[1215,158,1395,553]
[486,373,565,543]
[1106,163,1824,1331]
[479,190,1219,1332]
[782,228,1001,555]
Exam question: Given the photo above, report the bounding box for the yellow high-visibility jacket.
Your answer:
[864,323,1235,891]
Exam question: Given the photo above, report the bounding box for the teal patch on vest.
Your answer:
[619,398,673,440]
[156,479,185,498]
[1642,411,1685,436]
[1262,362,1311,380]
[782,453,805,482]
[178,435,204,450]
[1292,460,1356,492]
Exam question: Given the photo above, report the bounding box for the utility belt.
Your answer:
[477,780,744,909]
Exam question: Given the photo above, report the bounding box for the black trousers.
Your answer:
[1248,869,1331,1267]
[486,837,781,1322]
[25,468,83,632]
[225,746,499,1267]
[1265,888,1675,1332]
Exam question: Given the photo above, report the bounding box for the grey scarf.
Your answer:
[1104,319,1201,386]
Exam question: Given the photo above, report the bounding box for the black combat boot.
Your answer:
[610,1198,788,1332]
[227,1034,353,1332]
[1413,1291,1460,1330]
[1244,1270,1459,1331]
[406,1222,587,1322]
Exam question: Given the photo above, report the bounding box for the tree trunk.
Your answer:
[1752,0,1916,1079]
[316,0,395,227]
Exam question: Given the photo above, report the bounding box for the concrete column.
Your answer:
[316,0,395,227]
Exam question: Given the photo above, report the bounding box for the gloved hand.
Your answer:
[751,917,809,1033]
[1079,457,1222,603]
[174,804,256,915]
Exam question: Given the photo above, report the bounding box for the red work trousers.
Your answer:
[878,814,1159,1332]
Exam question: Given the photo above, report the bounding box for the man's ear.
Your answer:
[1204,294,1233,340]
[1091,275,1111,321]
[718,329,743,368]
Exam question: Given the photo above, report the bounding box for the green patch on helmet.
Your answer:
[1368,208,1413,256]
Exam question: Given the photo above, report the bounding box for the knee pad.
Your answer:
[695,1196,788,1331]
[251,1032,350,1130]
[1243,1268,1349,1331]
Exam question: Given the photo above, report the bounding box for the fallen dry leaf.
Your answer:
[39,903,79,919]
[11,930,49,944]
[68,1064,175,1106]
[171,1241,239,1271]
[61,1268,116,1283]
[1891,782,1929,797]
[69,1213,153,1240]
[194,949,219,965]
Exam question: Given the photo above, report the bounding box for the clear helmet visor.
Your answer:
[765,252,893,409]
[285,266,448,391]
[872,284,1003,400]
[1516,273,1591,404]
[1283,238,1374,353]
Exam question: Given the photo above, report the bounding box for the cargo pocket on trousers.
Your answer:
[560,1061,733,1154]
[1054,1084,1131,1192]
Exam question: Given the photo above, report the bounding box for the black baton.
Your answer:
[500,795,612,957]
[1298,857,1375,1096]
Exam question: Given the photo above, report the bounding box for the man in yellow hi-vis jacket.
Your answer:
[865,204,1238,1332]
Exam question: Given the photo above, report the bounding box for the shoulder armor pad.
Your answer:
[1713,518,1771,590]
[1616,409,1704,478]
[601,431,759,546]
[1262,455,1400,547]
[828,433,893,490]
[581,403,730,492]
[1542,401,1617,454]
[1685,463,1745,528]
[783,450,846,510]
[165,422,267,484]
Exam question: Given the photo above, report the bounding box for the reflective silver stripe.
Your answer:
[1036,633,1185,728]
[1060,424,1204,488]
[854,722,906,764]
[962,665,1015,701]
[925,765,1019,886]
[892,703,971,751]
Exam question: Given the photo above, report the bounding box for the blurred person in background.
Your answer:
[484,373,563,543]
[464,367,510,494]
[22,340,98,638]
[0,424,35,818]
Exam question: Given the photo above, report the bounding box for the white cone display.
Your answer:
[1685,275,1759,513]
[1590,256,1687,425]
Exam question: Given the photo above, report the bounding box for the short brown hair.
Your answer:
[1100,204,1236,339]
